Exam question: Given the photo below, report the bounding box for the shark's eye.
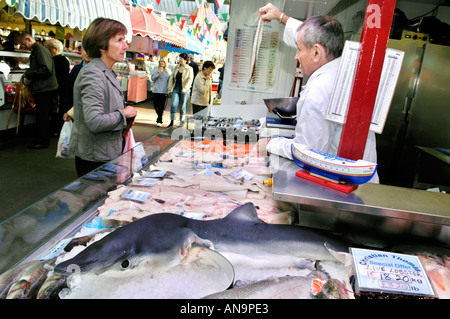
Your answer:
[121,260,130,269]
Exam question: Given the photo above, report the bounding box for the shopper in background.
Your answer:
[151,56,171,127]
[2,31,22,68]
[20,31,58,149]
[191,60,215,114]
[63,46,91,122]
[167,52,193,127]
[68,18,137,177]
[189,55,198,80]
[218,63,225,97]
[45,38,70,135]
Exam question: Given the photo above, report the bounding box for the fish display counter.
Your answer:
[0,107,449,299]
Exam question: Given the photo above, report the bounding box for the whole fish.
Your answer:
[36,273,68,299]
[6,259,55,299]
[0,260,41,299]
[203,276,351,299]
[54,203,350,277]
[203,276,318,299]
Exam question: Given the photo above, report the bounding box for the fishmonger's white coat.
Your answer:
[266,18,379,183]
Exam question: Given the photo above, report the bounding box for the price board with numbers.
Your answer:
[351,248,435,297]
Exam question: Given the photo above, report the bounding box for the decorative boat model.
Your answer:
[291,143,377,185]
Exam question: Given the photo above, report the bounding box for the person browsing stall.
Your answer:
[45,38,70,135]
[20,32,58,149]
[63,46,91,122]
[191,60,215,114]
[151,56,172,127]
[68,18,137,177]
[258,3,379,183]
[167,53,194,127]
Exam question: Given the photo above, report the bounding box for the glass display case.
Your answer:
[0,132,178,274]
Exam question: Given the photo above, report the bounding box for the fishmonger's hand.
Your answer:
[259,3,285,23]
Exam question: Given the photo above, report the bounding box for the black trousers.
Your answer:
[192,103,207,115]
[33,90,56,145]
[153,93,167,124]
[75,156,106,178]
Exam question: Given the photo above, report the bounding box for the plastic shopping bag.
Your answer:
[56,121,74,159]
[123,129,149,172]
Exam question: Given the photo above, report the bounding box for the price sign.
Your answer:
[351,248,435,297]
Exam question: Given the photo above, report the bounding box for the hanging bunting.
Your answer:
[221,13,228,22]
[204,18,212,31]
[214,0,225,9]
[170,18,175,25]
[176,0,182,8]
[156,0,161,5]
[190,14,197,24]
[180,19,186,30]
[176,14,182,22]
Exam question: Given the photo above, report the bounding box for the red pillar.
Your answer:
[337,0,397,160]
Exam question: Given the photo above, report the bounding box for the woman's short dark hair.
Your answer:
[179,53,189,61]
[298,15,344,60]
[82,18,127,59]
[202,61,215,70]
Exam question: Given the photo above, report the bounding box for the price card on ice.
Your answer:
[120,189,150,203]
[351,248,435,297]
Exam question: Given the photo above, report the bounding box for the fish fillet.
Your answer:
[249,18,264,84]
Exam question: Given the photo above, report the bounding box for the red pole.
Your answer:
[337,0,397,160]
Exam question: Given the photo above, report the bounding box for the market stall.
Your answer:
[1,0,449,302]
[0,107,449,299]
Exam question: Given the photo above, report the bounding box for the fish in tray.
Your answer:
[54,203,350,277]
[291,142,378,184]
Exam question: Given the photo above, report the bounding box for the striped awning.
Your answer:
[128,5,186,48]
[3,0,133,42]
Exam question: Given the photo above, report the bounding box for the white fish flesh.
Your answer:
[249,18,264,84]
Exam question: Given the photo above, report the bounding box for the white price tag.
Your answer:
[351,248,435,297]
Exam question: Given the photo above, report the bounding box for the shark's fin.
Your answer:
[223,202,264,224]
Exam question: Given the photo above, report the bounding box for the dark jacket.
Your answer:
[25,42,58,93]
[53,54,70,112]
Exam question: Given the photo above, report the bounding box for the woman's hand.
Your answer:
[62,113,71,121]
[123,105,137,118]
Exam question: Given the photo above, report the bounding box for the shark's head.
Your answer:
[54,214,197,277]
[54,233,154,276]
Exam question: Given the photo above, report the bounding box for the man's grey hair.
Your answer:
[297,15,344,60]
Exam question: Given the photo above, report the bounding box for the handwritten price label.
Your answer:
[351,248,435,297]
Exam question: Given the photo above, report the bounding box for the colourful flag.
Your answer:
[214,0,224,9]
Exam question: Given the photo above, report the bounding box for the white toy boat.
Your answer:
[291,143,377,185]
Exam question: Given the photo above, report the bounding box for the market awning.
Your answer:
[2,0,133,42]
[128,5,186,49]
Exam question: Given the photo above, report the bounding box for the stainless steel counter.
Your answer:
[272,157,450,245]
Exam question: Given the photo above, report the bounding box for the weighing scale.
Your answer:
[260,97,297,138]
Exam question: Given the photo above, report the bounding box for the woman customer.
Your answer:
[151,56,171,126]
[191,60,215,114]
[45,38,70,135]
[167,53,193,127]
[69,18,137,177]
